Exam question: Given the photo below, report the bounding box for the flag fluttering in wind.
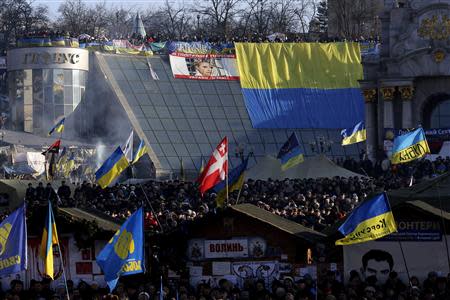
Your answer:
[391,128,430,164]
[341,121,366,145]
[335,193,397,245]
[197,137,228,195]
[96,208,144,290]
[48,118,65,136]
[277,133,304,171]
[213,156,248,207]
[122,131,134,162]
[132,139,148,164]
[95,147,129,189]
[0,203,27,277]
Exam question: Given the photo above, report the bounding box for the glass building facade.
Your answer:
[7,47,89,135]
[97,54,364,176]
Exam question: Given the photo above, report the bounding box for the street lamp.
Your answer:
[309,135,333,154]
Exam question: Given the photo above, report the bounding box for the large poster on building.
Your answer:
[343,238,450,283]
[169,53,239,80]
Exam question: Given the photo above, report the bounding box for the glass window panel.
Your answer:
[33,106,43,129]
[148,143,164,156]
[137,69,151,81]
[154,131,171,143]
[193,131,209,143]
[161,118,177,131]
[260,131,276,143]
[232,131,248,143]
[174,119,191,131]
[141,106,158,118]
[199,143,213,154]
[265,143,278,156]
[200,82,217,94]
[181,131,196,144]
[44,104,53,121]
[161,144,177,156]
[64,70,73,85]
[43,69,52,86]
[129,80,144,91]
[167,131,182,143]
[177,94,194,106]
[214,82,231,93]
[228,119,244,130]
[191,94,207,106]
[135,93,151,105]
[210,107,226,119]
[64,105,73,115]
[196,107,211,118]
[247,131,262,143]
[123,69,140,81]
[187,119,203,130]
[73,70,80,86]
[215,119,230,131]
[163,94,179,106]
[183,107,198,118]
[156,82,174,93]
[74,87,82,107]
[167,156,181,170]
[169,107,184,118]
[64,86,73,106]
[158,157,171,170]
[241,118,253,129]
[186,143,201,156]
[55,105,64,119]
[225,107,240,119]
[219,94,234,107]
[172,82,188,94]
[204,94,221,106]
[147,119,164,130]
[206,131,221,144]
[155,106,171,118]
[143,80,159,93]
[173,143,190,156]
[148,93,166,106]
[201,119,217,131]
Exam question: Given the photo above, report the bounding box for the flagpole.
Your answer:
[56,238,70,300]
[234,173,246,205]
[397,241,412,288]
[225,169,229,206]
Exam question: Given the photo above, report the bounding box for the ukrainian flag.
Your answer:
[48,118,65,136]
[95,147,130,189]
[235,43,364,129]
[391,128,430,165]
[213,157,248,207]
[132,140,148,164]
[336,193,397,245]
[278,133,304,171]
[341,121,366,145]
[39,202,60,279]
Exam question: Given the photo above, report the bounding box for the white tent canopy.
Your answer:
[247,154,366,180]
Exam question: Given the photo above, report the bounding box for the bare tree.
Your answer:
[239,0,272,37]
[143,1,193,40]
[269,0,298,33]
[0,0,49,45]
[195,0,241,38]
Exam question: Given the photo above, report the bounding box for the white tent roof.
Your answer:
[132,12,146,37]
[247,154,366,180]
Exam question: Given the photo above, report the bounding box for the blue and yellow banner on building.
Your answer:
[97,207,144,290]
[391,128,430,164]
[95,147,130,189]
[0,203,27,276]
[40,202,59,279]
[213,157,249,207]
[235,43,364,128]
[277,133,304,171]
[341,121,366,145]
[336,193,397,245]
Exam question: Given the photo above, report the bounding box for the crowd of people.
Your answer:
[20,156,449,234]
[2,267,450,299]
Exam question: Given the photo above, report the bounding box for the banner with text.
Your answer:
[205,239,249,258]
[169,53,239,80]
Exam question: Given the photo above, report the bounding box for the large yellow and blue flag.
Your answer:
[96,147,130,189]
[235,43,364,129]
[391,128,430,164]
[336,193,397,245]
[132,139,148,164]
[48,118,65,136]
[39,202,59,279]
[341,121,366,145]
[0,203,27,276]
[277,133,304,171]
[212,156,249,207]
[96,207,144,290]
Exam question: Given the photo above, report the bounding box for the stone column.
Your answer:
[381,87,395,128]
[400,86,414,128]
[363,89,378,161]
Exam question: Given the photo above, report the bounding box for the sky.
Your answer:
[33,0,194,18]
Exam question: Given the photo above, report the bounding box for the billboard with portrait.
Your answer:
[169,53,239,80]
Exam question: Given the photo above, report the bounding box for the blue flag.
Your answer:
[0,203,27,276]
[96,208,144,290]
[277,133,304,171]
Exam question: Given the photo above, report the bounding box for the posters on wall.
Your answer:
[343,237,450,283]
[187,238,267,260]
[169,53,239,80]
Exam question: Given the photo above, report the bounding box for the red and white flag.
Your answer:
[198,137,228,195]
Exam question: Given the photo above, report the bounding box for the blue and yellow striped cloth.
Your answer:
[391,128,430,164]
[336,193,397,245]
[95,147,129,189]
[213,157,248,207]
[40,202,60,279]
[341,121,366,145]
[48,118,65,136]
[235,43,364,128]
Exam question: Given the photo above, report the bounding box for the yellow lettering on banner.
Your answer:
[121,260,142,272]
[0,255,21,270]
[391,140,430,164]
[335,212,397,245]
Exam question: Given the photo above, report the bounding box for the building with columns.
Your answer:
[360,0,450,160]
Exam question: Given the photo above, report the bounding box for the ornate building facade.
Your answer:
[361,0,450,160]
